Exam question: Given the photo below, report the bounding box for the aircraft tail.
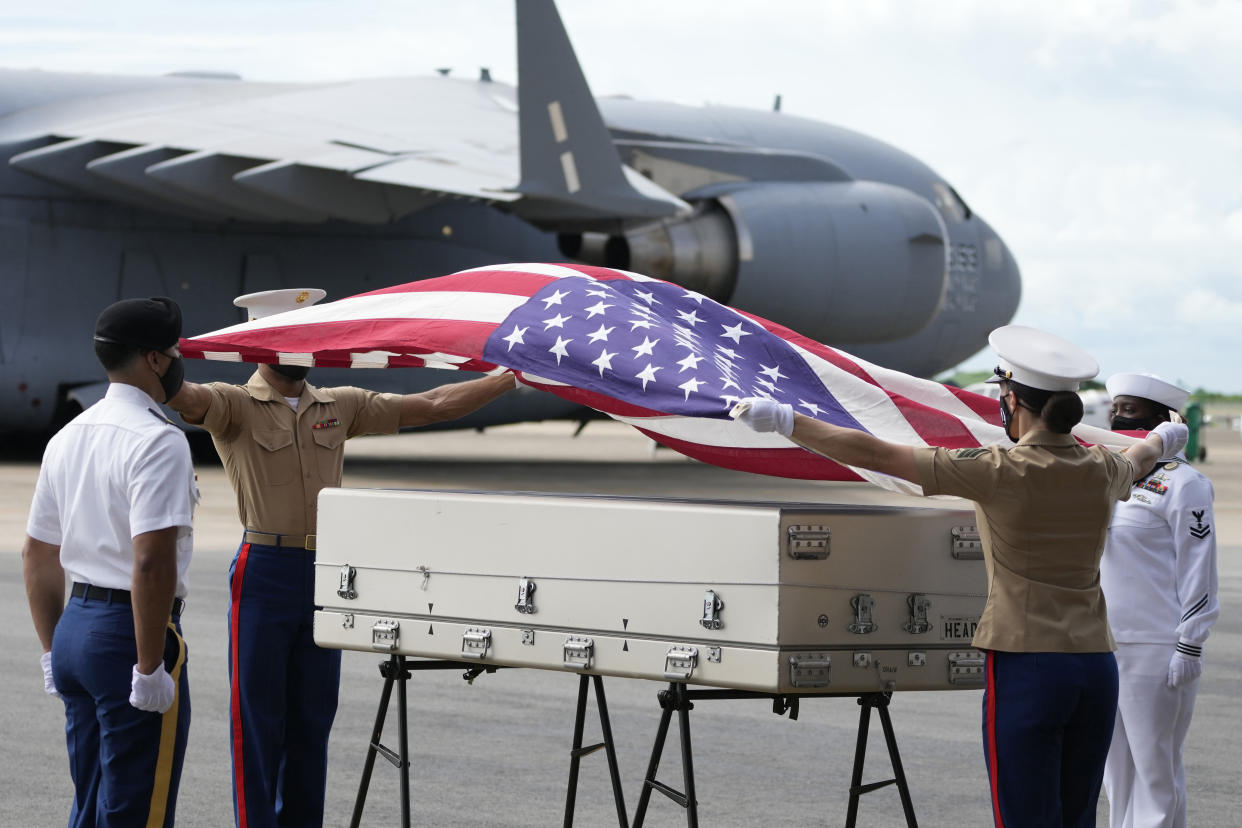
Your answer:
[511,0,687,230]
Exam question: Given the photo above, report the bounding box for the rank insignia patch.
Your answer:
[312,418,340,430]
[1189,510,1211,539]
[952,447,989,460]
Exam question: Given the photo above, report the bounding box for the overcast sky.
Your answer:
[6,0,1241,392]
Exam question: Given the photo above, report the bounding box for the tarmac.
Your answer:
[1,419,1238,826]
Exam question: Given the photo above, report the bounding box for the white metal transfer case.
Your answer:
[313,489,988,694]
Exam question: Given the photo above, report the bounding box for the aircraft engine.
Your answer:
[559,181,949,344]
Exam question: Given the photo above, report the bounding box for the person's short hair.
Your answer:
[93,339,144,372]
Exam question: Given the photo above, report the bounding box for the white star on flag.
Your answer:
[720,322,751,344]
[541,288,570,308]
[584,300,613,318]
[502,325,528,351]
[587,323,614,343]
[679,377,705,399]
[632,337,659,357]
[543,313,570,330]
[548,336,572,364]
[635,363,661,390]
[591,348,616,376]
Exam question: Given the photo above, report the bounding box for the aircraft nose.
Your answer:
[976,218,1022,325]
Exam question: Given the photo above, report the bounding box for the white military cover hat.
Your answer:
[986,325,1099,392]
[234,288,326,321]
[1105,372,1189,412]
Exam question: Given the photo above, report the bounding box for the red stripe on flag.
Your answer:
[635,427,865,481]
[743,312,995,445]
[182,319,502,365]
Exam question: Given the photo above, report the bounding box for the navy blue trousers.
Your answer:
[228,541,340,828]
[51,593,190,828]
[983,651,1119,828]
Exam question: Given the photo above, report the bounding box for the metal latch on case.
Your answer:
[786,524,830,559]
[848,593,878,634]
[461,627,492,660]
[337,565,357,600]
[904,593,933,634]
[371,619,399,651]
[563,636,594,670]
[948,650,986,685]
[700,589,724,630]
[515,577,537,614]
[952,525,983,560]
[664,646,699,680]
[789,652,832,688]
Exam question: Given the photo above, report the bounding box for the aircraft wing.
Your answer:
[4,2,687,228]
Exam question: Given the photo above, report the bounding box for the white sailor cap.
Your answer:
[1105,372,1189,412]
[234,288,326,321]
[986,325,1099,392]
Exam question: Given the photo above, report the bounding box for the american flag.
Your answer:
[180,262,1012,493]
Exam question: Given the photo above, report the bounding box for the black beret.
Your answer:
[94,297,183,351]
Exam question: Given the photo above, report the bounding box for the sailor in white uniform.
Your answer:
[1101,373,1218,828]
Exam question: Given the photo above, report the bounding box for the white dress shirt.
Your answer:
[26,383,197,596]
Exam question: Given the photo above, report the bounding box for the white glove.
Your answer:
[130,664,176,713]
[1167,650,1202,688]
[730,398,794,437]
[1152,421,1189,458]
[40,651,59,699]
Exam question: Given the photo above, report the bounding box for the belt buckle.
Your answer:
[304,534,316,551]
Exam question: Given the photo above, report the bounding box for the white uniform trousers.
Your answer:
[1104,643,1199,828]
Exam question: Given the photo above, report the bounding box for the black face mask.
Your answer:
[1111,415,1158,432]
[271,364,311,382]
[158,355,184,402]
[998,395,1018,443]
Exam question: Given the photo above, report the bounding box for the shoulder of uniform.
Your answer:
[147,407,176,426]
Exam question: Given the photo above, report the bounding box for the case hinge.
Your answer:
[787,524,830,559]
[461,627,492,660]
[337,565,357,600]
[370,619,399,651]
[563,636,594,670]
[904,593,933,634]
[700,589,725,630]
[664,646,699,680]
[951,525,983,560]
[789,652,832,688]
[948,650,986,685]
[514,577,537,614]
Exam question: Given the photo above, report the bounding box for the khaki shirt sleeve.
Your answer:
[914,445,1003,502]
[336,387,402,438]
[1101,448,1133,503]
[195,383,249,442]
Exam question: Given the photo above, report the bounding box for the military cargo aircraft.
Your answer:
[0,0,1020,438]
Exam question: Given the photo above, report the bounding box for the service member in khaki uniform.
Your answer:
[168,289,516,828]
[732,325,1188,828]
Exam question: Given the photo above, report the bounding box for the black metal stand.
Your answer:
[632,685,917,828]
[350,654,412,828]
[349,656,627,827]
[846,693,918,828]
[563,673,629,828]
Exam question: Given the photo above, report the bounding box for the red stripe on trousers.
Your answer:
[230,543,251,827]
[986,651,1005,828]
